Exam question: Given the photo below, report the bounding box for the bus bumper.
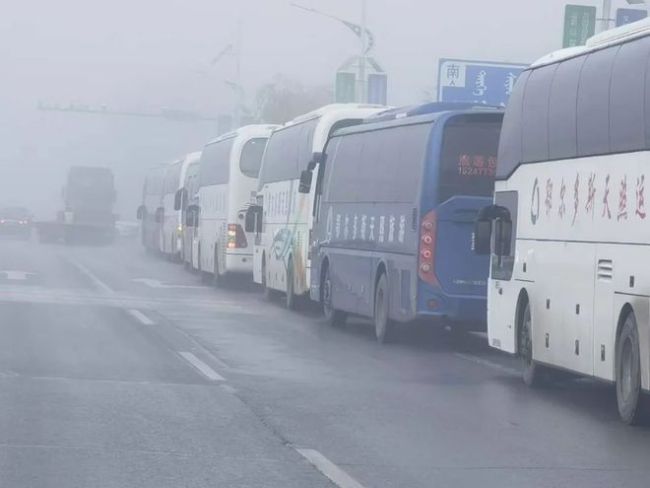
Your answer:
[224,253,254,274]
[416,289,487,329]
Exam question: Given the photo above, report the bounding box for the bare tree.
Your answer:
[254,75,332,124]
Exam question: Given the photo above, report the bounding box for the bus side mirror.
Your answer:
[244,205,263,233]
[136,205,145,220]
[299,170,312,194]
[473,219,492,255]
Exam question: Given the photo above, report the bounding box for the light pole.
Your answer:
[601,0,648,32]
[291,1,373,103]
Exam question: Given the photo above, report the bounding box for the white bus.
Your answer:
[250,104,385,308]
[194,125,277,285]
[137,165,166,253]
[176,154,201,269]
[474,20,650,424]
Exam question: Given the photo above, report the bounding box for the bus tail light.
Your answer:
[418,210,439,286]
[227,224,248,249]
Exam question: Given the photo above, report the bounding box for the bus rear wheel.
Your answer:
[322,266,346,327]
[519,301,545,387]
[285,258,297,310]
[616,312,648,425]
[212,249,224,288]
[374,273,395,344]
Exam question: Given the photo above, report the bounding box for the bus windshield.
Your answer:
[240,138,268,178]
[437,114,502,203]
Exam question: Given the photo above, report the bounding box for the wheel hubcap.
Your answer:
[622,337,634,401]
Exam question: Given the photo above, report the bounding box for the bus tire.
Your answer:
[519,300,545,387]
[616,311,648,425]
[212,248,224,288]
[374,273,395,344]
[285,257,297,310]
[322,265,346,327]
[261,256,276,301]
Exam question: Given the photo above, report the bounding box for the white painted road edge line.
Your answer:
[65,259,115,295]
[178,352,225,382]
[128,309,155,326]
[295,448,366,488]
[454,352,519,376]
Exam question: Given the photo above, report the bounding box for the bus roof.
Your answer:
[333,104,504,138]
[284,103,386,127]
[530,17,650,69]
[204,124,279,147]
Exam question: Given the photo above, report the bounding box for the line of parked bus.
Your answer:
[138,20,650,425]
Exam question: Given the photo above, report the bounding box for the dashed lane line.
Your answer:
[128,309,155,325]
[178,351,225,382]
[295,448,367,488]
[64,258,115,295]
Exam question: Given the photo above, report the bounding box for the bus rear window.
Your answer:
[240,138,268,178]
[438,114,503,203]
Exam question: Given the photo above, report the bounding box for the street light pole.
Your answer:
[601,0,613,32]
[358,0,367,104]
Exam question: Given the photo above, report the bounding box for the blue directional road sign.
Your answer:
[438,59,527,107]
[616,8,647,27]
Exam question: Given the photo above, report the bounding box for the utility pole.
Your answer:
[600,0,613,32]
[358,0,368,104]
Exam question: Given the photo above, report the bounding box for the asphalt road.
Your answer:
[2,234,650,487]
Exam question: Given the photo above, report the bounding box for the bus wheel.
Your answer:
[212,249,224,288]
[262,257,276,301]
[285,258,297,310]
[374,273,395,344]
[519,301,544,387]
[322,266,346,327]
[616,312,648,425]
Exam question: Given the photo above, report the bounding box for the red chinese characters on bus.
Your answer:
[585,173,596,217]
[457,154,497,177]
[617,176,628,221]
[558,178,566,219]
[636,175,646,219]
[602,174,611,219]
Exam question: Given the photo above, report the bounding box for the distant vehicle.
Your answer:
[0,206,32,239]
[115,220,139,239]
[176,155,201,269]
[160,152,201,261]
[307,103,503,342]
[36,166,116,244]
[193,125,277,285]
[249,104,385,308]
[137,165,166,253]
[474,21,650,424]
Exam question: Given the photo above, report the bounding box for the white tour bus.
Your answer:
[193,125,277,285]
[175,154,201,269]
[474,20,650,424]
[250,104,385,308]
[137,164,167,253]
[160,152,201,260]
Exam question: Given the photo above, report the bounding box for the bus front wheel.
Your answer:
[616,312,648,425]
[374,273,395,344]
[322,266,346,327]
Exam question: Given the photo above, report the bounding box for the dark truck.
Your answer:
[37,166,116,244]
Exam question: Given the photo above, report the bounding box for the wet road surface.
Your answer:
[1,235,650,487]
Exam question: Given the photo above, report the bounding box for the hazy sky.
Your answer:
[0,0,643,217]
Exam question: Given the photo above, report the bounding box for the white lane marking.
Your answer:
[0,270,36,280]
[65,259,114,295]
[295,448,366,488]
[454,352,519,375]
[178,351,225,382]
[128,309,155,325]
[132,278,206,289]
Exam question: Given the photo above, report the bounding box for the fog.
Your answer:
[0,0,635,219]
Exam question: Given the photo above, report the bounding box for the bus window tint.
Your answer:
[258,118,318,185]
[438,115,502,203]
[200,138,234,186]
[240,138,268,178]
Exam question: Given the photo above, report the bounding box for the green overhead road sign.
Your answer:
[563,5,597,48]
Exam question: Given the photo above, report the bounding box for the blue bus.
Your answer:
[305,103,504,342]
